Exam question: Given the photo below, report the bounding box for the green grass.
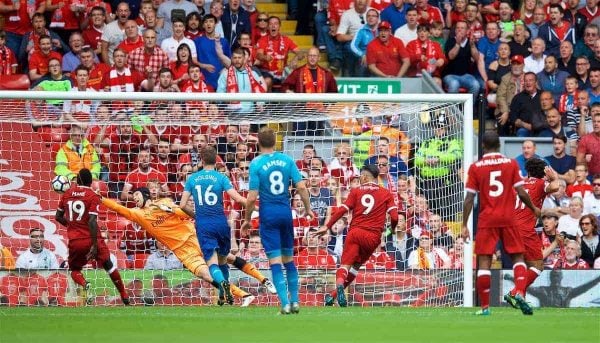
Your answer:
[1,306,599,343]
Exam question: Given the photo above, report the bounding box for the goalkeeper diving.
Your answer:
[100,188,273,306]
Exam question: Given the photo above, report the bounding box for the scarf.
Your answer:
[417,40,436,71]
[417,247,431,269]
[226,65,265,104]
[266,35,287,77]
[301,66,325,93]
[558,91,578,113]
[109,68,135,92]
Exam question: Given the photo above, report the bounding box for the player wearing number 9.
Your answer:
[55,168,130,305]
[313,164,398,308]
[241,127,314,315]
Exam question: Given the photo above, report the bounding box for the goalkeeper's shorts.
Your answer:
[173,235,207,274]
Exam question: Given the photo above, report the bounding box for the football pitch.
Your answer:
[2,306,599,343]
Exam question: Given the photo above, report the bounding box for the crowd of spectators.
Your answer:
[0,0,599,272]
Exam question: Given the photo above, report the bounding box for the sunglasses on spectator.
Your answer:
[378,163,388,167]
[30,235,44,238]
[239,166,249,170]
[359,15,365,25]
[593,183,600,187]
[257,18,268,22]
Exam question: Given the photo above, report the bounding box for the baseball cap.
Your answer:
[378,21,392,30]
[541,213,559,220]
[510,55,524,65]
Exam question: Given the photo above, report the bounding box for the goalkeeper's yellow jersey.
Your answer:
[101,198,195,251]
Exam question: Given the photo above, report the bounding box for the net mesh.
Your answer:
[0,92,468,307]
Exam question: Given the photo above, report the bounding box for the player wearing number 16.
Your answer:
[55,168,130,305]
[461,131,541,316]
[180,146,248,305]
[313,164,398,308]
[241,127,314,315]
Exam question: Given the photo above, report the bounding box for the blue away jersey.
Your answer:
[184,169,233,221]
[249,152,302,209]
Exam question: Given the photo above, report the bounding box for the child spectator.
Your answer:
[558,76,579,116]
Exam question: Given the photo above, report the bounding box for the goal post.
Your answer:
[0,90,474,307]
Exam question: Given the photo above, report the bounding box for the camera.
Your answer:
[559,231,576,241]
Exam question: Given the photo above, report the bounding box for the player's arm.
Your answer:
[295,180,315,220]
[55,208,68,226]
[515,185,541,218]
[226,188,247,207]
[544,166,560,194]
[461,192,476,241]
[101,197,137,222]
[179,191,195,218]
[314,205,349,237]
[388,206,399,231]
[243,190,258,224]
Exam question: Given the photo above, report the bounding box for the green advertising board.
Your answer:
[336,78,402,94]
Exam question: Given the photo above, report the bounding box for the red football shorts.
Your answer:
[340,228,381,266]
[68,238,111,270]
[474,226,524,255]
[520,229,543,261]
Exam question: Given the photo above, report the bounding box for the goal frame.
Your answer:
[0,90,474,307]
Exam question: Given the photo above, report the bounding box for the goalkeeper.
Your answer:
[101,188,258,306]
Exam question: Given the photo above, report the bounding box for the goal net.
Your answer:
[0,91,473,307]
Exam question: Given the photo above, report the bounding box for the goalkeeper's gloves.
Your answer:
[158,204,174,213]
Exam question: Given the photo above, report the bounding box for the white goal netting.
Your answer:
[0,91,473,307]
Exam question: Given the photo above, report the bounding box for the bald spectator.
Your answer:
[515,140,550,176]
[128,29,170,80]
[101,2,132,65]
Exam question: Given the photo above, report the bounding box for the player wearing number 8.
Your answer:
[180,146,247,306]
[242,127,314,315]
[462,131,541,316]
[313,164,398,307]
[55,168,130,305]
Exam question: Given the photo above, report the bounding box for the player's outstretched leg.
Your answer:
[511,262,533,315]
[219,263,233,305]
[506,265,541,310]
[327,266,358,307]
[102,261,129,305]
[230,255,277,294]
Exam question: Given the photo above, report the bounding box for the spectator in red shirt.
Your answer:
[169,43,194,87]
[415,0,443,25]
[0,30,17,75]
[239,233,270,269]
[576,111,600,178]
[29,34,63,82]
[567,163,594,198]
[405,24,445,84]
[117,20,144,55]
[46,0,87,44]
[106,124,143,198]
[153,139,178,185]
[103,48,145,93]
[121,148,170,203]
[77,46,110,90]
[18,13,67,69]
[170,163,192,202]
[296,228,337,269]
[82,6,107,56]
[1,0,44,55]
[366,21,410,77]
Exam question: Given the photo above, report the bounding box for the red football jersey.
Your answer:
[513,177,547,232]
[466,153,523,228]
[57,185,100,241]
[343,182,396,233]
[124,167,167,190]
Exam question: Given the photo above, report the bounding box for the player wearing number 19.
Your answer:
[241,127,314,315]
[462,131,541,316]
[180,146,247,305]
[313,164,398,308]
[55,168,130,305]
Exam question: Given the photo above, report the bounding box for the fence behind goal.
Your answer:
[0,91,473,307]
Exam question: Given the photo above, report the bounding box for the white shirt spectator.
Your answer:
[524,54,546,74]
[557,215,584,238]
[15,249,59,269]
[160,36,198,62]
[394,24,418,46]
[583,193,600,217]
[407,247,450,269]
[144,250,183,270]
[100,21,127,66]
[337,7,369,37]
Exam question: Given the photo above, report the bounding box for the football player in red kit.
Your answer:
[314,164,398,307]
[55,168,129,305]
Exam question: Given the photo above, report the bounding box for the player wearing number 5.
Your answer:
[55,168,130,305]
[462,131,541,316]
[241,127,314,315]
[180,146,247,305]
[313,164,398,307]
